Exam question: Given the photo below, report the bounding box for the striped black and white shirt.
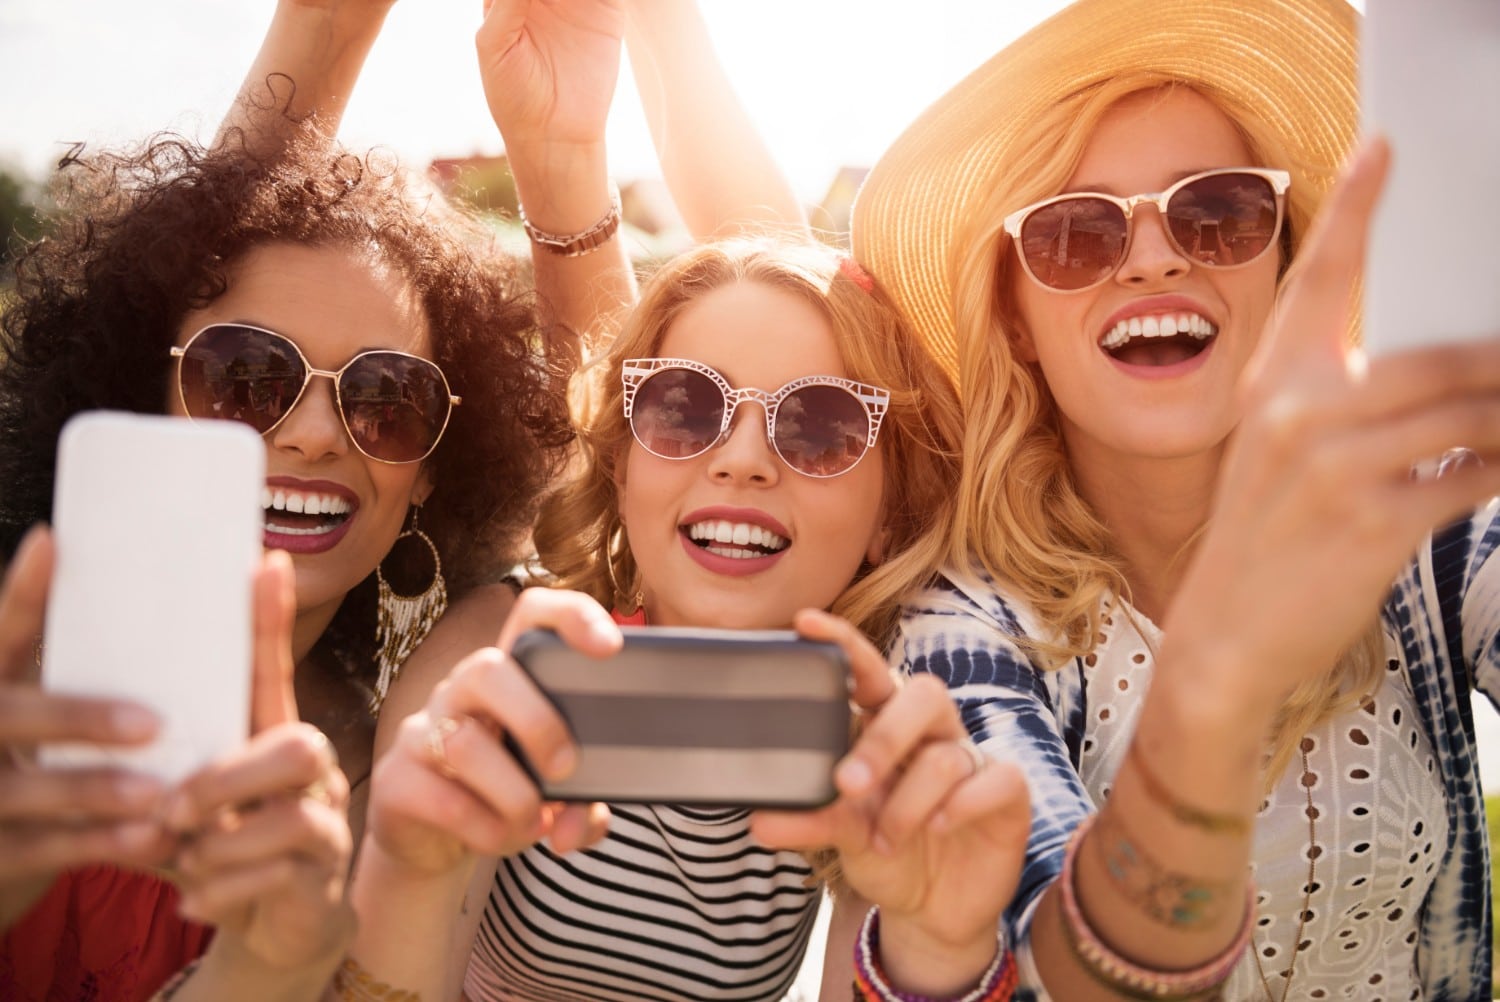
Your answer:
[463,803,822,1001]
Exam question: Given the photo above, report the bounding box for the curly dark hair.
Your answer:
[0,126,576,675]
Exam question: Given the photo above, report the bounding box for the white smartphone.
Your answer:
[1362,0,1500,355]
[41,411,265,783]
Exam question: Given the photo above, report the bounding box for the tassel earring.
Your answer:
[371,505,447,715]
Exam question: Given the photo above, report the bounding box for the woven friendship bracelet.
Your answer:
[519,187,622,257]
[1126,740,1253,836]
[852,907,1017,1002]
[1057,815,1254,1000]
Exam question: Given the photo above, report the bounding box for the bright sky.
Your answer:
[0,0,1086,199]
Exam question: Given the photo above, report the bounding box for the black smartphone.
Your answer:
[509,626,851,808]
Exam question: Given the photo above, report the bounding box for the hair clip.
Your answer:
[839,256,876,294]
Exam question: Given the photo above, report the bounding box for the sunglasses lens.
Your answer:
[1018,197,1129,291]
[772,384,871,477]
[338,354,452,463]
[630,367,726,460]
[178,325,306,434]
[1164,172,1281,267]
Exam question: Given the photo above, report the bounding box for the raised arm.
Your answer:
[218,0,396,155]
[476,0,636,347]
[623,0,808,239]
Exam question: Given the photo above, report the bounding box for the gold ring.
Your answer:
[425,715,462,779]
[300,776,334,806]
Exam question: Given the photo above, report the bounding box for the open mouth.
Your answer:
[263,487,355,537]
[683,519,790,560]
[1100,312,1218,367]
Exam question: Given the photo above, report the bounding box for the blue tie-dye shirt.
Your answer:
[894,501,1500,1001]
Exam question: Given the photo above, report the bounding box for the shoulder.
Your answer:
[373,581,522,747]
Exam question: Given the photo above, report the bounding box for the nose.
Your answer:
[267,374,350,462]
[1114,205,1191,287]
[705,401,781,486]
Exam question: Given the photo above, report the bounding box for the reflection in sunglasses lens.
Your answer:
[632,367,727,459]
[1020,197,1128,291]
[180,326,305,433]
[339,355,449,463]
[1164,173,1278,267]
[773,384,870,477]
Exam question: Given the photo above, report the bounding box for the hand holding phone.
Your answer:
[41,411,265,783]
[511,625,851,808]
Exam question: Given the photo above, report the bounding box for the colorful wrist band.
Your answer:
[519,188,622,257]
[852,907,1017,1002]
[1057,814,1254,1000]
[1126,740,1253,836]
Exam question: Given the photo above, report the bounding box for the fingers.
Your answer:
[249,550,298,735]
[872,739,990,848]
[545,801,611,854]
[431,644,577,785]
[0,687,159,746]
[496,587,621,660]
[1,766,165,823]
[0,526,53,683]
[167,724,342,832]
[794,608,897,715]
[176,792,351,880]
[1249,137,1392,391]
[0,819,174,880]
[835,675,964,798]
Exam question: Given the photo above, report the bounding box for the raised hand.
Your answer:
[364,587,613,878]
[164,550,354,975]
[752,609,1030,995]
[0,527,173,929]
[476,0,626,153]
[1166,138,1500,709]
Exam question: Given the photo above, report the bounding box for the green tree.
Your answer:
[0,165,46,274]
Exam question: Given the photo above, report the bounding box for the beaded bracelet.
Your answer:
[1057,814,1254,1000]
[519,188,622,257]
[852,907,1017,1002]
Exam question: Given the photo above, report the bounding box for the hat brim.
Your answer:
[852,0,1359,378]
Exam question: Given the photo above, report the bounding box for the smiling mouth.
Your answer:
[1100,312,1218,367]
[683,519,790,560]
[263,487,354,537]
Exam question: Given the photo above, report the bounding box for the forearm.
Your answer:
[508,141,636,346]
[342,839,483,1000]
[1027,645,1275,999]
[159,919,353,1002]
[624,0,807,238]
[219,0,395,154]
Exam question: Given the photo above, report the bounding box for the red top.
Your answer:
[0,866,214,1002]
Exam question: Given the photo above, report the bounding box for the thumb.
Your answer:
[250,549,299,734]
[1241,137,1391,402]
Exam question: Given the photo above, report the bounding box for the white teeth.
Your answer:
[686,519,788,554]
[1100,312,1218,350]
[262,489,354,517]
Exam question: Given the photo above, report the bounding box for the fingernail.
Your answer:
[586,613,618,646]
[548,745,577,781]
[932,811,953,834]
[835,758,872,794]
[110,705,160,740]
[872,832,893,856]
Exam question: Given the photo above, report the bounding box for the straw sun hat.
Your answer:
[852,0,1360,379]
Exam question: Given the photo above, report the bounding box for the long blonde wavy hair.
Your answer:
[533,238,964,654]
[944,76,1383,785]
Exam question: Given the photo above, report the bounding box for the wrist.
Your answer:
[858,906,1020,1002]
[505,141,613,234]
[870,906,1008,996]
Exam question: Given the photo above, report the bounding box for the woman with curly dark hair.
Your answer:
[0,117,574,1002]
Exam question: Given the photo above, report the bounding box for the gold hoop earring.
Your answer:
[603,542,644,615]
[372,505,448,715]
